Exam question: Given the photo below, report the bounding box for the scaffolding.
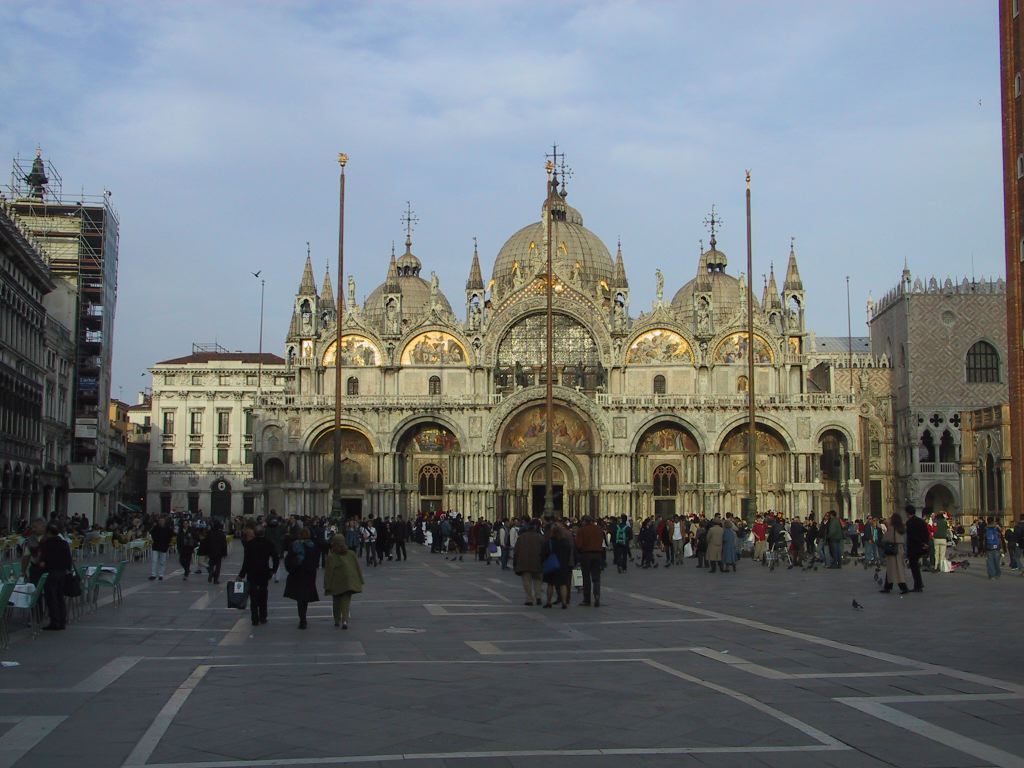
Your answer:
[5,152,120,467]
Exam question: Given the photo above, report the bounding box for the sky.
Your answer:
[0,1,1003,402]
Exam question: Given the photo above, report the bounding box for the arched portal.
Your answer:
[210,477,232,519]
[310,428,375,518]
[396,422,461,517]
[498,403,595,519]
[818,429,850,517]
[925,483,957,516]
[718,423,789,518]
[635,421,701,517]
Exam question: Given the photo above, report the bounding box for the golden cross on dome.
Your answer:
[703,205,722,248]
[401,201,418,241]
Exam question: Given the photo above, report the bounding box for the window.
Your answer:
[429,375,441,395]
[162,448,173,464]
[192,374,203,385]
[653,464,678,496]
[219,374,230,386]
[653,374,666,395]
[187,493,200,512]
[163,374,176,386]
[419,464,443,496]
[246,374,258,386]
[347,376,359,396]
[244,448,253,464]
[143,415,151,428]
[217,448,228,464]
[966,340,1000,383]
[160,493,172,516]
[737,375,748,393]
[162,411,175,435]
[190,411,203,436]
[189,448,201,464]
[217,410,231,435]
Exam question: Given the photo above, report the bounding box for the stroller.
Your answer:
[764,533,793,571]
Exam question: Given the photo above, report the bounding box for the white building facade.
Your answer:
[146,350,285,518]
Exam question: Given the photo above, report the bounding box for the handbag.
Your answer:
[882,541,899,556]
[63,569,82,598]
[226,580,249,610]
[542,543,560,575]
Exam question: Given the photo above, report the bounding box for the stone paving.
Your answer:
[0,543,1022,768]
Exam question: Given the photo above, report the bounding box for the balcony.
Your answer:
[161,433,174,445]
[216,433,231,445]
[255,392,503,409]
[596,392,856,409]
[919,462,958,475]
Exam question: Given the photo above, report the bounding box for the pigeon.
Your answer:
[852,599,865,610]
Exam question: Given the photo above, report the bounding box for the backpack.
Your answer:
[985,527,1000,551]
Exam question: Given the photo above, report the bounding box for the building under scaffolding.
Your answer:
[5,151,121,521]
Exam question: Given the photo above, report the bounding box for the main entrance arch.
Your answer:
[497,403,596,519]
[395,421,461,517]
[718,423,790,517]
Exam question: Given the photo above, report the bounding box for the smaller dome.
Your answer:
[396,250,421,275]
[672,246,758,327]
[363,244,454,328]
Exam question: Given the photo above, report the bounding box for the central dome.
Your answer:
[491,196,614,295]
[672,245,757,326]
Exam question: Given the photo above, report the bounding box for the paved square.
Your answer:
[1,546,1022,768]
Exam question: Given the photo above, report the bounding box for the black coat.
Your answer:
[906,515,929,557]
[202,530,228,560]
[151,524,174,553]
[283,541,320,603]
[238,537,279,582]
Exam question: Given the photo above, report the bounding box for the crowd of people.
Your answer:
[8,501,1021,637]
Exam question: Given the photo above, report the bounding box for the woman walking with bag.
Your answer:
[880,512,909,595]
[324,535,364,629]
[284,528,320,629]
[542,524,572,610]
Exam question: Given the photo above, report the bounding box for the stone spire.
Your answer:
[764,263,782,308]
[384,245,400,293]
[613,237,628,288]
[784,239,803,292]
[319,265,335,311]
[466,237,484,290]
[298,252,316,295]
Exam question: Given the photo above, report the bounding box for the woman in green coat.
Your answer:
[324,535,364,629]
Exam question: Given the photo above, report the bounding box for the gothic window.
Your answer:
[419,464,443,496]
[653,375,666,395]
[347,376,359,396]
[938,430,957,463]
[919,430,935,463]
[966,341,999,383]
[653,464,678,496]
[428,375,441,396]
[497,313,599,368]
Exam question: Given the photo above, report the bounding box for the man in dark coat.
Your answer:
[149,516,174,580]
[904,505,929,592]
[203,521,229,584]
[392,517,408,562]
[238,526,279,626]
[40,525,72,630]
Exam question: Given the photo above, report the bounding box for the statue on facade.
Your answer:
[348,275,356,309]
[570,259,582,287]
[696,296,711,335]
[385,298,400,335]
[655,269,664,303]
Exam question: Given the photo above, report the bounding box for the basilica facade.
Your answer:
[250,176,887,522]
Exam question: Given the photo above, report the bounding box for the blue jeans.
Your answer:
[986,550,1002,578]
[863,541,879,564]
[828,540,843,567]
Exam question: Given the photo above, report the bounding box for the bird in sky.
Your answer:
[252,270,262,278]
